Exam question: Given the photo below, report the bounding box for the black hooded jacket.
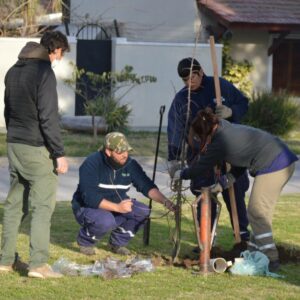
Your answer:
[4,42,64,158]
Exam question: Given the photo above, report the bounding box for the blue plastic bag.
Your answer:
[229,250,284,278]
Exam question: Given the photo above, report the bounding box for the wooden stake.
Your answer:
[209,35,241,243]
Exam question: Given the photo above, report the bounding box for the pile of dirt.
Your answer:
[277,245,300,263]
[158,242,300,269]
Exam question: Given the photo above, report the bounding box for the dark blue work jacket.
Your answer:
[167,74,249,162]
[72,151,156,211]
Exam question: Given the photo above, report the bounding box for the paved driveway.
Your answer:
[0,156,299,202]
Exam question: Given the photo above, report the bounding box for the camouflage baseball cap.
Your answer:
[104,132,133,153]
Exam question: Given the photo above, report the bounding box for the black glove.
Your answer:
[215,105,232,119]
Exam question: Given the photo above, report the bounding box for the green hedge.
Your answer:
[242,91,300,136]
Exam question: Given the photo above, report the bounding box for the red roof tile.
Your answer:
[198,0,300,30]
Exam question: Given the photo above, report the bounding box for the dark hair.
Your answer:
[40,30,70,54]
[177,57,201,78]
[188,107,219,153]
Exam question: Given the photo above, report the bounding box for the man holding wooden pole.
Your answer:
[167,55,250,249]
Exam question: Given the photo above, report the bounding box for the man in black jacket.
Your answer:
[0,31,69,279]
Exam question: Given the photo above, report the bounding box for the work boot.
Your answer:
[13,253,29,272]
[79,246,96,256]
[108,244,131,255]
[269,260,280,272]
[28,264,63,279]
[0,252,28,273]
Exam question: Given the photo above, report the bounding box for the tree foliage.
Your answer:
[222,40,253,98]
[0,0,63,37]
[64,64,157,141]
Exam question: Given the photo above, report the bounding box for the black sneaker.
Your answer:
[269,260,280,272]
[13,253,29,272]
[108,244,131,255]
[79,246,96,256]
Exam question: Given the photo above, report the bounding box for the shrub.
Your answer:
[65,64,156,142]
[222,40,253,98]
[242,90,300,136]
[87,95,132,132]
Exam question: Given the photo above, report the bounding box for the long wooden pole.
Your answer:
[209,36,241,243]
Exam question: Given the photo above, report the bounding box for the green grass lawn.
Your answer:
[0,131,169,158]
[0,128,299,157]
[0,129,299,299]
[0,195,299,300]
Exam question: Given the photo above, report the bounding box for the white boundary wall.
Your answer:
[112,38,222,130]
[0,37,76,129]
[0,37,222,131]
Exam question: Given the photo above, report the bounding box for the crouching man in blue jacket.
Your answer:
[72,132,176,256]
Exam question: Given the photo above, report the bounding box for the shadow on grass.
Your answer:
[1,202,299,287]
[0,202,205,258]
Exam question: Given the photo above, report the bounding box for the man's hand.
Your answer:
[167,160,181,178]
[215,105,232,119]
[162,199,176,212]
[56,157,68,174]
[210,173,236,193]
[117,199,133,213]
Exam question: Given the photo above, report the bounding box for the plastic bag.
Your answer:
[127,257,154,273]
[52,256,155,279]
[229,250,284,278]
[52,257,103,277]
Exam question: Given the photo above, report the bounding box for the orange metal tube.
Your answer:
[199,187,212,273]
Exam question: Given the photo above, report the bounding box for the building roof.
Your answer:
[198,0,300,31]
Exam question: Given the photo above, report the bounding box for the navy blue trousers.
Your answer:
[193,172,250,241]
[74,199,150,247]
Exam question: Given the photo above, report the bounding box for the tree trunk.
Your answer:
[92,114,97,144]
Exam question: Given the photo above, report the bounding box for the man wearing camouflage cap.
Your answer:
[72,132,176,256]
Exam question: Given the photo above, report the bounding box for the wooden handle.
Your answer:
[209,35,241,243]
[209,36,222,106]
[228,186,241,243]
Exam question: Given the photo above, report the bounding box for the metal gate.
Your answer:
[75,24,112,115]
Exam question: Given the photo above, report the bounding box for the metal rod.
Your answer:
[191,195,202,251]
[210,194,222,249]
[143,105,165,246]
[172,184,182,262]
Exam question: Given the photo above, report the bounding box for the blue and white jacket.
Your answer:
[72,151,157,212]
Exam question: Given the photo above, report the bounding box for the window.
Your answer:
[272,39,300,96]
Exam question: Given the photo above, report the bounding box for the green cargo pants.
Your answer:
[0,143,58,269]
[247,163,295,262]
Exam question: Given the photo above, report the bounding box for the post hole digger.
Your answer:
[169,37,243,273]
[189,36,242,274]
[191,190,222,253]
